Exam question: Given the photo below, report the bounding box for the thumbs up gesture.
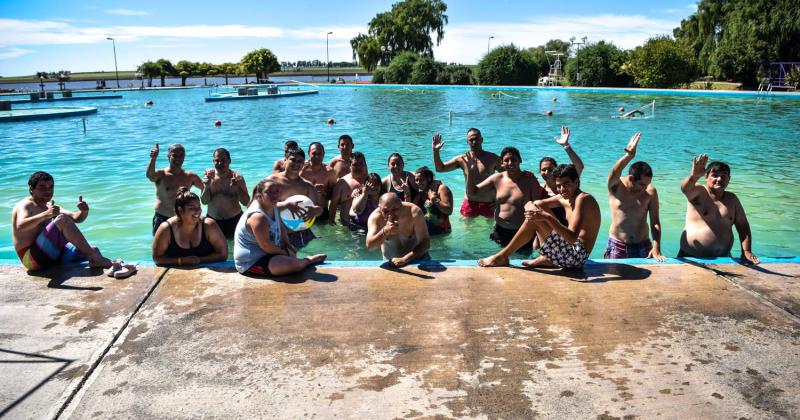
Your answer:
[77,195,89,212]
[47,200,60,218]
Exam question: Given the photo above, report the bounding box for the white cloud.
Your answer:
[106,9,152,16]
[660,4,697,15]
[433,14,682,64]
[0,47,33,60]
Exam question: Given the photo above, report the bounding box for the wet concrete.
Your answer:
[54,263,799,419]
[0,265,163,419]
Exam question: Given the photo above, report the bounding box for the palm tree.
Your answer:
[137,61,161,88]
[175,60,195,86]
[155,59,176,87]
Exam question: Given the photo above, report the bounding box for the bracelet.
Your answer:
[563,144,571,150]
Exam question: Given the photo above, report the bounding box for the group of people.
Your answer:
[11,127,760,278]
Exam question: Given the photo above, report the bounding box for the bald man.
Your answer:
[366,193,430,268]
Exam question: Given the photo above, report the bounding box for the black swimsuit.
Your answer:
[165,219,215,258]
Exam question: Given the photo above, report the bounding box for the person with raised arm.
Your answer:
[432,128,500,218]
[466,147,542,253]
[366,193,431,268]
[678,155,759,264]
[12,172,114,271]
[538,126,585,227]
[201,148,249,239]
[147,143,203,235]
[605,133,665,260]
[478,164,600,269]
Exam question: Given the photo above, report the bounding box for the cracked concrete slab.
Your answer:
[0,265,163,419]
[60,263,799,419]
[708,262,800,317]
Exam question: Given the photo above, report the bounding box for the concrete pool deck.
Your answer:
[1,261,798,419]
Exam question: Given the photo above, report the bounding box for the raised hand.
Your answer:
[204,168,215,184]
[47,200,60,218]
[554,126,571,146]
[230,172,242,188]
[691,154,709,178]
[150,144,159,159]
[76,195,89,212]
[350,186,363,199]
[625,132,641,156]
[432,134,444,151]
[399,179,411,197]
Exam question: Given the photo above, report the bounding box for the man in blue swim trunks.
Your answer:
[12,172,113,271]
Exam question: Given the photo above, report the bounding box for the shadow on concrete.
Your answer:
[380,263,436,280]
[512,263,651,283]
[676,257,743,278]
[239,266,338,284]
[731,260,796,277]
[418,261,448,273]
[0,348,73,417]
[26,267,105,291]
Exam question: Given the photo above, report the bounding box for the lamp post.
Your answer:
[570,36,587,86]
[326,31,333,82]
[106,37,120,88]
[488,36,494,54]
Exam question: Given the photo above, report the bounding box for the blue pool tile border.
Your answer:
[2,256,798,269]
[318,83,800,99]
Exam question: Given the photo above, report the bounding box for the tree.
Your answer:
[475,44,537,86]
[156,59,176,87]
[384,51,419,84]
[674,0,800,86]
[350,0,448,67]
[409,57,444,84]
[138,61,161,87]
[240,48,280,83]
[626,36,698,88]
[175,60,195,86]
[219,63,238,85]
[563,41,632,87]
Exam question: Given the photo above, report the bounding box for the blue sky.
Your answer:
[0,0,697,76]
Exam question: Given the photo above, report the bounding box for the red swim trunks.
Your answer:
[460,199,495,218]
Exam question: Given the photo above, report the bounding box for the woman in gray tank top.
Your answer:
[233,179,327,276]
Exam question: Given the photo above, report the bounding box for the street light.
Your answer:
[326,31,333,82]
[488,36,494,54]
[570,36,587,86]
[106,37,120,88]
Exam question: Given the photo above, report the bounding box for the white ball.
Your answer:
[279,195,316,231]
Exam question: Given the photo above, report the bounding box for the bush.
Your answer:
[446,65,475,85]
[787,66,800,88]
[372,68,385,84]
[627,36,699,88]
[384,51,420,84]
[409,57,442,84]
[475,44,537,86]
[564,41,632,87]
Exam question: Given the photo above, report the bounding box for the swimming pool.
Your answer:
[1,85,798,262]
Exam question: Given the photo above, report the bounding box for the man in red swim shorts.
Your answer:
[432,128,500,218]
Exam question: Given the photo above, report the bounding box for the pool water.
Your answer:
[1,86,798,262]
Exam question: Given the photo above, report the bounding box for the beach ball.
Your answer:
[280,195,316,231]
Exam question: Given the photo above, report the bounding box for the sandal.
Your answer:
[114,263,138,280]
[105,259,124,277]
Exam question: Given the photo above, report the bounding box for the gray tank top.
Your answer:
[234,203,281,273]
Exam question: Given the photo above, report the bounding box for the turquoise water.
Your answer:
[1,86,799,262]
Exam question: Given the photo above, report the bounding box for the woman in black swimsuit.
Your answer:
[152,187,228,266]
[381,153,417,202]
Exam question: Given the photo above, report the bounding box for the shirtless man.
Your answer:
[329,152,373,228]
[679,155,759,264]
[12,171,113,271]
[479,164,601,269]
[432,128,500,218]
[201,148,249,239]
[268,147,323,249]
[328,134,354,179]
[605,133,665,260]
[467,147,541,253]
[272,140,299,174]
[300,142,338,223]
[366,193,431,268]
[147,143,203,235]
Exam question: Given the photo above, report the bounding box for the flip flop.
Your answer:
[105,259,124,277]
[114,264,138,280]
